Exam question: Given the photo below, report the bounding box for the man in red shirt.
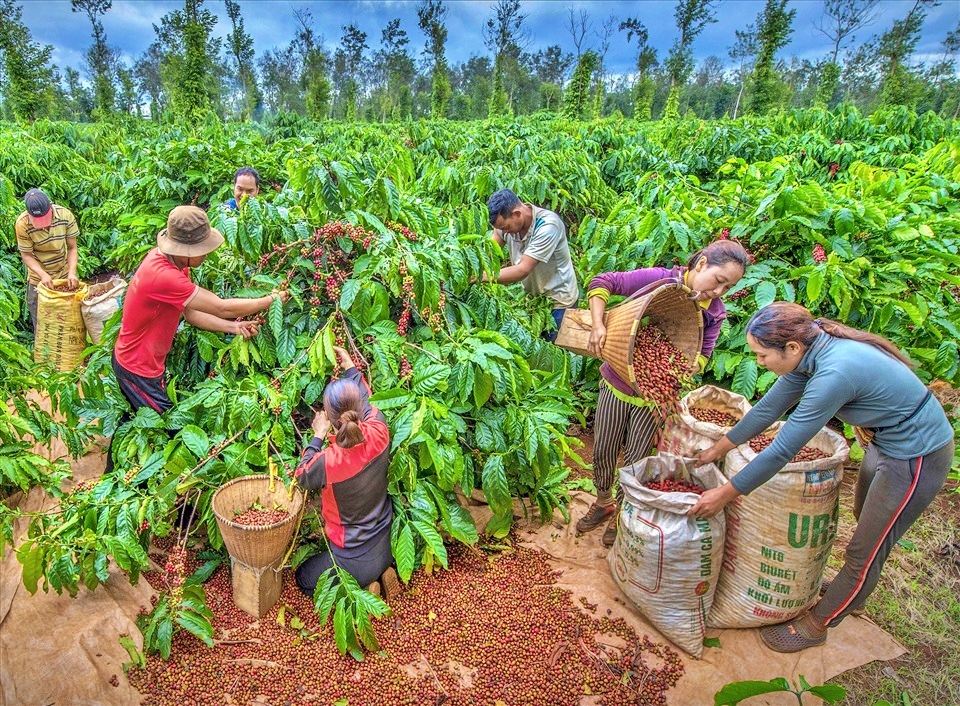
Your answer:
[108,205,288,470]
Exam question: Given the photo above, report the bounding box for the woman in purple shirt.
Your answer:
[577,239,751,546]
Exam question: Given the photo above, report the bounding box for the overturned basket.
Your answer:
[556,281,704,396]
[212,474,305,570]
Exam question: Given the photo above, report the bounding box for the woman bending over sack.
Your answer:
[690,302,954,652]
[578,239,751,547]
[294,346,400,601]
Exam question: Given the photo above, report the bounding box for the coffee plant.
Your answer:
[1,105,958,662]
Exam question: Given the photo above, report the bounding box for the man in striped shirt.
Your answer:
[15,188,80,332]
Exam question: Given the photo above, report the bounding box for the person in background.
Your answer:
[15,188,80,332]
[691,302,954,652]
[107,205,288,471]
[578,239,751,547]
[294,345,400,602]
[225,166,260,211]
[485,188,579,341]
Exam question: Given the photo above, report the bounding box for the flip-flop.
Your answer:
[760,618,827,653]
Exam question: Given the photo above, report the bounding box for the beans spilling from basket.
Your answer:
[749,434,830,462]
[688,406,740,427]
[631,325,694,413]
[644,478,704,495]
[233,506,289,526]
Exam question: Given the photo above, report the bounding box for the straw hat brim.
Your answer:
[157,226,225,258]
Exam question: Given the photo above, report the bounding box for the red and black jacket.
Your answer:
[295,367,392,557]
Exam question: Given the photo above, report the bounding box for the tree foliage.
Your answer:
[746,0,796,115]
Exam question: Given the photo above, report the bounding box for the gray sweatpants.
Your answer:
[26,283,38,333]
[593,382,661,501]
[812,440,955,627]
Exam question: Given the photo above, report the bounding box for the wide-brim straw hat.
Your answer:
[157,205,225,258]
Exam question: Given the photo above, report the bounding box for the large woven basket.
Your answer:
[212,474,305,569]
[557,281,703,396]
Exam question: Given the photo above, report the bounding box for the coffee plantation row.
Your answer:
[1,105,958,656]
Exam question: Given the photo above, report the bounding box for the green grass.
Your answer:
[829,478,960,706]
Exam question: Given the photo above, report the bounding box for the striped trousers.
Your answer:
[592,382,661,501]
[812,440,954,627]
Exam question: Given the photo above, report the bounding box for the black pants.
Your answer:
[105,355,173,473]
[295,528,393,596]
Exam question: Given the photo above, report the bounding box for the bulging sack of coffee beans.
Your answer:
[707,424,849,629]
[609,453,726,658]
[658,385,753,458]
[81,276,127,344]
[35,279,89,371]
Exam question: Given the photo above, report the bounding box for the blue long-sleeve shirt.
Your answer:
[727,333,953,495]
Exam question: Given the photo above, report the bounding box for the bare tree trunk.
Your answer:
[733,82,745,119]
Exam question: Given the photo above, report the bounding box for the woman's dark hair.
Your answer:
[746,301,914,367]
[323,378,365,449]
[686,239,751,274]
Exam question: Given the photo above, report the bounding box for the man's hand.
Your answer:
[67,273,80,289]
[235,321,259,339]
[311,410,332,439]
[273,289,291,304]
[587,322,607,357]
[39,273,54,289]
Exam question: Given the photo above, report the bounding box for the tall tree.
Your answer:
[333,24,367,120]
[531,45,572,111]
[71,0,115,118]
[813,0,880,106]
[929,21,960,118]
[373,19,415,120]
[62,66,93,120]
[664,0,718,119]
[620,17,658,120]
[746,0,796,114]
[591,15,618,118]
[417,0,450,118]
[224,0,261,120]
[134,42,165,119]
[483,0,527,117]
[728,26,756,118]
[153,0,223,121]
[0,0,57,121]
[293,9,332,120]
[562,49,598,120]
[877,0,937,108]
[115,62,139,116]
[566,8,591,58]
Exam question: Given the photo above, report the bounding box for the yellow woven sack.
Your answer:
[35,279,89,371]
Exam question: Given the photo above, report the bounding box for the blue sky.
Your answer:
[20,0,959,79]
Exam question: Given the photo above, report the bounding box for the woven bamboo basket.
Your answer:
[556,282,703,396]
[212,474,305,570]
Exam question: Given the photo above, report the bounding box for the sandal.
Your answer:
[760,616,827,653]
[601,514,619,548]
[577,501,616,533]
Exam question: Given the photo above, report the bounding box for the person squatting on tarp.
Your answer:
[293,345,400,602]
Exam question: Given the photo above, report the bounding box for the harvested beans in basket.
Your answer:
[233,504,290,527]
[631,324,695,416]
[749,433,829,463]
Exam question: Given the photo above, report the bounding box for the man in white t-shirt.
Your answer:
[485,189,579,341]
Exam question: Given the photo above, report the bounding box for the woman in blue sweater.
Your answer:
[692,302,954,652]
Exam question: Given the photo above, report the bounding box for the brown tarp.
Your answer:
[1,411,903,706]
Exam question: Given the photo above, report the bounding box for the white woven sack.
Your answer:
[609,453,726,658]
[707,424,849,629]
[658,385,752,458]
[81,276,127,344]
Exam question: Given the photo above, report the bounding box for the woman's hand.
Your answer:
[587,322,607,357]
[235,321,259,339]
[687,484,740,519]
[332,345,354,369]
[311,410,332,439]
[696,436,735,466]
